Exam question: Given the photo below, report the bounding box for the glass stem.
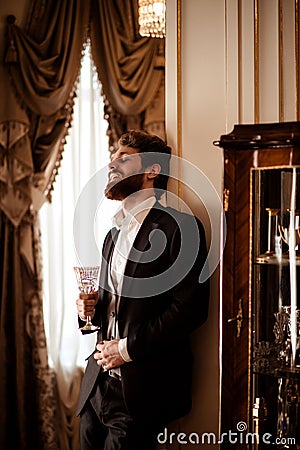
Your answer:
[85,315,93,326]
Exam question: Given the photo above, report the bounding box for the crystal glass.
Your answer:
[278,209,300,251]
[273,306,300,369]
[74,266,100,332]
[265,207,280,255]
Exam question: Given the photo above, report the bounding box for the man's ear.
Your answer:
[146,163,161,179]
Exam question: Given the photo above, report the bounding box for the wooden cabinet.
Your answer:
[215,122,300,449]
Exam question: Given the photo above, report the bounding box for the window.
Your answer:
[40,44,118,372]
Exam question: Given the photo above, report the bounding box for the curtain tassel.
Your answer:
[5,15,18,63]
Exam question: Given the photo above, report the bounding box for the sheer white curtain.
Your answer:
[39,44,118,449]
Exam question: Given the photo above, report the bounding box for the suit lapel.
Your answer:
[99,227,119,292]
[123,202,165,282]
[98,228,119,338]
[104,227,119,261]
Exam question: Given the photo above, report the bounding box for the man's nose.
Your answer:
[108,159,118,170]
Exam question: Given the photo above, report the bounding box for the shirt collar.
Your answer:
[112,196,157,230]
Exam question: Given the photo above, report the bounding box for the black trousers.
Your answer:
[80,373,164,450]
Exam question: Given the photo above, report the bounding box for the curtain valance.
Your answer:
[90,0,164,116]
[4,0,165,219]
[6,1,89,116]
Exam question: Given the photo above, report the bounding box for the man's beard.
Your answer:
[105,173,145,201]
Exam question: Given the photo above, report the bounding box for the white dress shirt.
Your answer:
[107,195,157,363]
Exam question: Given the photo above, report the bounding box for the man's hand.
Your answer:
[76,291,98,320]
[94,339,125,370]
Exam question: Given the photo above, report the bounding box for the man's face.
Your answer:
[105,146,145,201]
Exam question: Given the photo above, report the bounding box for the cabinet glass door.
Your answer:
[251,167,300,449]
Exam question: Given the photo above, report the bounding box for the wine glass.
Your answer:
[74,266,100,332]
[278,210,300,252]
[265,208,280,255]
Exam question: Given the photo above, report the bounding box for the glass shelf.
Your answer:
[255,253,300,265]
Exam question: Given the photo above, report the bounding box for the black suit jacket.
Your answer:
[76,202,209,423]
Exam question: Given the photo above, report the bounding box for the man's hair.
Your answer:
[118,130,172,199]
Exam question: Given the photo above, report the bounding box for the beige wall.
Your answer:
[165,0,299,448]
[166,2,225,448]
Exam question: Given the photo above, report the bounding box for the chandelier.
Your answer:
[138,0,166,38]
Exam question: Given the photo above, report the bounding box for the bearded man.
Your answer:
[76,130,210,450]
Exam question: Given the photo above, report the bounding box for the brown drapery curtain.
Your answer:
[0,1,165,449]
[90,0,165,152]
[0,1,90,449]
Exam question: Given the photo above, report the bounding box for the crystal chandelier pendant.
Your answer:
[138,0,166,38]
